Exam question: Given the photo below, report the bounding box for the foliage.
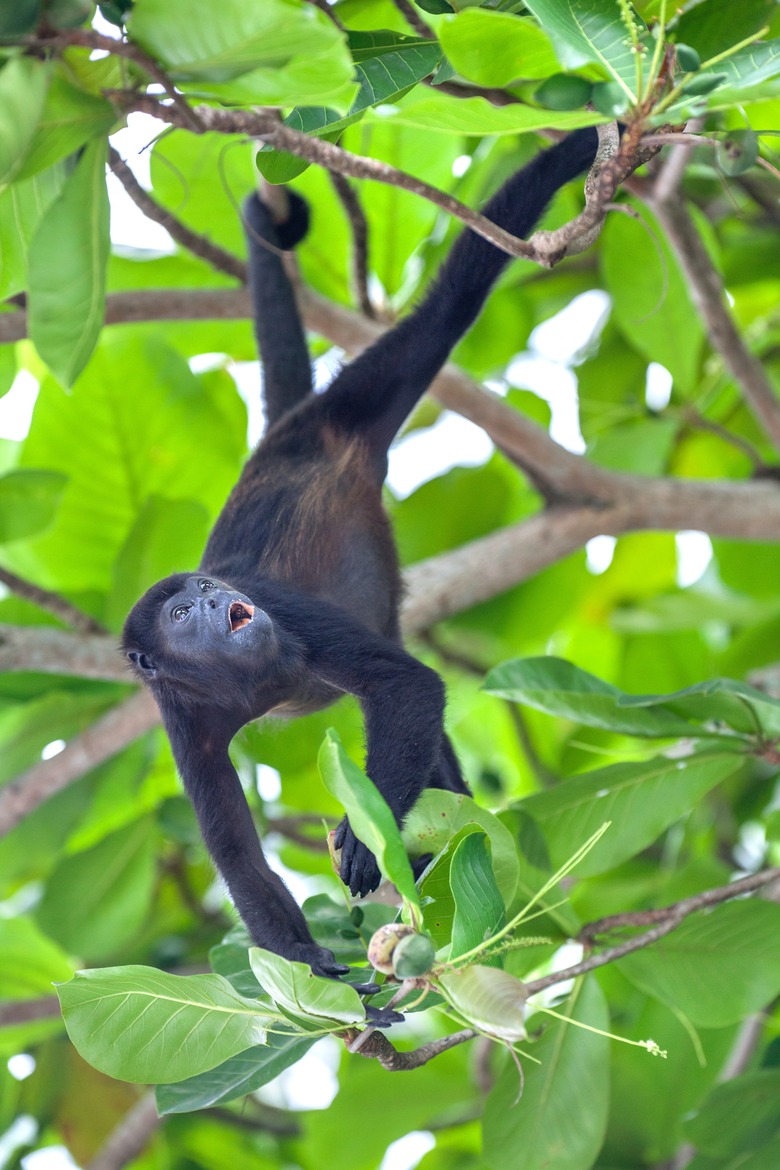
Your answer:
[1,2,780,1169]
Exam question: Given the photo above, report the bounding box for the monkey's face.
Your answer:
[122,574,278,708]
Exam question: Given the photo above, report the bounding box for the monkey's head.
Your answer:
[122,573,278,709]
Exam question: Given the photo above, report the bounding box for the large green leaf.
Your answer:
[36,819,157,961]
[523,752,742,876]
[483,978,610,1170]
[128,0,356,108]
[449,833,505,962]
[15,75,116,181]
[0,162,66,300]
[58,966,277,1083]
[601,200,705,392]
[368,92,603,134]
[156,1031,317,1114]
[249,948,366,1025]
[484,656,698,737]
[0,917,73,998]
[620,676,780,737]
[319,730,420,911]
[618,900,780,1027]
[440,9,560,86]
[27,139,109,387]
[0,469,67,542]
[524,0,647,97]
[683,1069,780,1158]
[0,57,49,186]
[404,790,519,906]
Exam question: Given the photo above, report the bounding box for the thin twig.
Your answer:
[108,147,247,281]
[525,867,780,996]
[328,172,375,318]
[346,1026,477,1069]
[391,0,435,39]
[0,566,105,633]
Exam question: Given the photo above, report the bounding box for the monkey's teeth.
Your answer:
[229,601,254,632]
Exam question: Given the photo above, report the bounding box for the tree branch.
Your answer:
[344,1026,477,1069]
[524,867,780,996]
[648,172,780,453]
[0,623,128,680]
[106,91,627,265]
[85,1093,161,1170]
[328,172,375,318]
[0,690,159,836]
[0,566,105,633]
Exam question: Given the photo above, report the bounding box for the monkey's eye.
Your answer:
[198,579,216,592]
[172,605,192,622]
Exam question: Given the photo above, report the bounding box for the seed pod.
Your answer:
[717,130,759,176]
[367,924,416,975]
[676,44,701,72]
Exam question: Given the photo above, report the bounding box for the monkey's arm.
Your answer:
[164,707,348,977]
[244,191,313,428]
[320,127,599,467]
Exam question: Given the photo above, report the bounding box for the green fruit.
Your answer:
[535,73,593,112]
[392,933,435,978]
[0,0,40,34]
[717,129,759,176]
[680,72,727,96]
[676,43,701,72]
[591,80,631,117]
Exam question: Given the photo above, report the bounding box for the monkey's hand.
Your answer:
[286,940,350,980]
[333,816,382,897]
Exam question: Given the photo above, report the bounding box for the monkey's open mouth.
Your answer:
[228,601,254,632]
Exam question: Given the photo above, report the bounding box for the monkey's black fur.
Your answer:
[123,128,599,979]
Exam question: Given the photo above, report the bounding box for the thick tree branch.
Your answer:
[0,623,128,680]
[0,690,159,836]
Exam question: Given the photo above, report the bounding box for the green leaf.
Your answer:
[0,57,49,186]
[35,819,157,961]
[620,676,780,737]
[524,0,647,98]
[440,9,560,86]
[683,1070,780,1157]
[482,978,610,1170]
[484,656,697,737]
[368,92,603,134]
[249,948,366,1024]
[601,199,705,392]
[28,138,109,386]
[156,1032,317,1113]
[128,0,356,108]
[618,900,780,1027]
[403,790,519,908]
[0,162,67,299]
[449,833,505,963]
[57,966,276,1083]
[523,752,742,877]
[717,129,760,175]
[0,917,73,998]
[319,729,420,911]
[437,965,528,1042]
[15,75,116,181]
[704,37,780,92]
[0,469,67,542]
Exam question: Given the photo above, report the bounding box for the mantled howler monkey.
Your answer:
[123,128,599,978]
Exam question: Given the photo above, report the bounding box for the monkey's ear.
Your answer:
[128,650,157,676]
